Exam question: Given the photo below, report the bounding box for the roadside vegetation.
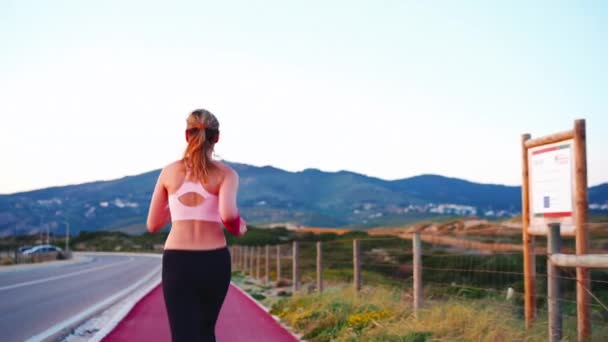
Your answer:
[268,284,608,342]
[2,220,607,340]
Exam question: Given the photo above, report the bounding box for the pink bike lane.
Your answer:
[102,283,299,342]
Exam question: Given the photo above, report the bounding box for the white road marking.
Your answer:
[0,257,134,292]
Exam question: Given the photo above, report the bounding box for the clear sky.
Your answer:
[1,0,607,194]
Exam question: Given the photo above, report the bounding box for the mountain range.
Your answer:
[1,162,606,236]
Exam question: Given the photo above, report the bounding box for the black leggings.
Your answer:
[162,247,232,342]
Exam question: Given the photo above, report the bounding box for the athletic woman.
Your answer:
[147,108,247,342]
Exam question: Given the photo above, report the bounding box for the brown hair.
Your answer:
[182,109,220,183]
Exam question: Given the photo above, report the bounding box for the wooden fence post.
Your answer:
[241,247,246,274]
[547,223,563,342]
[353,239,361,292]
[234,246,239,270]
[249,246,254,275]
[317,241,323,293]
[240,247,244,273]
[276,245,281,282]
[413,232,422,317]
[293,241,300,292]
[265,245,270,284]
[240,246,247,274]
[256,246,261,279]
[233,246,237,269]
[228,246,232,265]
[245,246,251,274]
[230,246,234,268]
[240,246,245,271]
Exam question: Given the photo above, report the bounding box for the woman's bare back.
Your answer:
[162,160,231,250]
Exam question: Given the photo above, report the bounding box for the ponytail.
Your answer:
[182,109,220,184]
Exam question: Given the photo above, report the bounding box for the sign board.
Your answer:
[528,139,575,235]
[521,120,589,337]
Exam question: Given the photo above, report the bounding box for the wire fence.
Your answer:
[230,227,608,339]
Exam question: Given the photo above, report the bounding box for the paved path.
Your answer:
[103,283,298,342]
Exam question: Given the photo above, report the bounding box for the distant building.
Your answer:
[429,204,477,216]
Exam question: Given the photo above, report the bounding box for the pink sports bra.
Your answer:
[168,172,222,222]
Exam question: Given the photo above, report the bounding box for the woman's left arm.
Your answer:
[147,168,171,233]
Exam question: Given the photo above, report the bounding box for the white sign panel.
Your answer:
[528,139,575,235]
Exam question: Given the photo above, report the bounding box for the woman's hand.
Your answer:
[238,217,248,237]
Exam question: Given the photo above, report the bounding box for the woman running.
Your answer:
[147,108,247,342]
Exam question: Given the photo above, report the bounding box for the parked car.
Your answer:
[22,245,63,255]
[18,245,34,254]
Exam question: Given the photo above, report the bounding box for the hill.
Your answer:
[0,162,606,236]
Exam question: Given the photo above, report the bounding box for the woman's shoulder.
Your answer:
[157,160,186,180]
[212,160,238,179]
[162,160,185,173]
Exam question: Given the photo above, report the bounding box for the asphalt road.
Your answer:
[0,252,161,342]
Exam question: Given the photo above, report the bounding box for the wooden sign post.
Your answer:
[521,119,590,340]
[573,121,591,342]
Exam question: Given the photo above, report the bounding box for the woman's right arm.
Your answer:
[147,167,171,233]
[218,167,247,236]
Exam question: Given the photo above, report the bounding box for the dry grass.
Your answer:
[270,284,607,342]
[294,227,353,235]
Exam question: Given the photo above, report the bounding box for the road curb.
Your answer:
[88,273,162,342]
[230,282,302,341]
[68,253,163,341]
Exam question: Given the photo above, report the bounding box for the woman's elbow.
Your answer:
[146,223,156,234]
[147,218,160,234]
[219,206,239,222]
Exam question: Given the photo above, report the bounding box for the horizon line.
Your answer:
[2,160,607,196]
